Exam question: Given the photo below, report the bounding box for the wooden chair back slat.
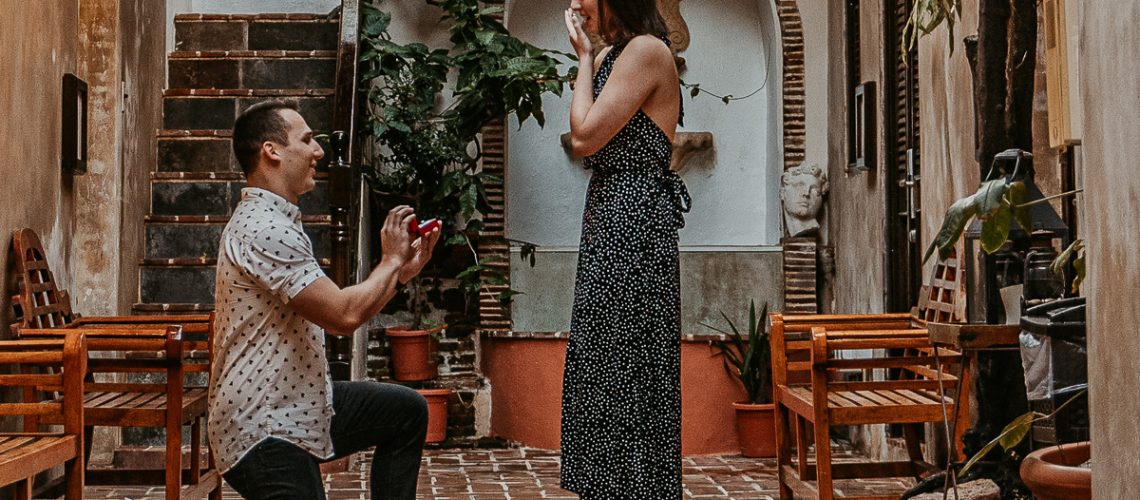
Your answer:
[6,228,219,498]
[9,228,74,332]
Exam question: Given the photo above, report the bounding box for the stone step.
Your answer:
[163,91,333,132]
[157,131,333,174]
[168,52,337,90]
[145,220,331,261]
[139,261,332,305]
[150,179,329,216]
[174,13,339,52]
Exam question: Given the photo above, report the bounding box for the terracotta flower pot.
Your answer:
[1020,441,1091,500]
[386,326,441,381]
[417,388,452,444]
[732,402,777,458]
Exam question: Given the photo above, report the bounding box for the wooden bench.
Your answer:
[770,313,963,500]
[0,334,86,499]
[9,227,220,499]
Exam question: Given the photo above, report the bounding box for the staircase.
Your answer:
[135,13,340,315]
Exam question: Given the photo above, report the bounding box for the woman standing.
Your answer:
[559,0,690,498]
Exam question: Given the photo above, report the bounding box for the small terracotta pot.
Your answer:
[386,326,441,381]
[1020,441,1091,500]
[417,388,452,444]
[732,402,777,458]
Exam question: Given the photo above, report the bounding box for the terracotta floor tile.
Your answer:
[82,443,915,499]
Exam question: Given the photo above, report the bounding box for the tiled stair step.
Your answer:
[157,130,332,174]
[175,13,338,52]
[139,262,332,305]
[150,178,329,216]
[163,90,333,131]
[145,219,331,261]
[169,51,337,90]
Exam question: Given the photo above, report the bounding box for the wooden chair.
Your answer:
[8,227,220,499]
[769,313,963,499]
[0,334,86,500]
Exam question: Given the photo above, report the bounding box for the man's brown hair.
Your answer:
[232,100,299,176]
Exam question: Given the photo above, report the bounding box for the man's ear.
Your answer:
[260,141,280,164]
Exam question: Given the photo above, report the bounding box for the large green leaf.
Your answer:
[980,203,1013,254]
[976,179,1008,217]
[1007,181,1033,233]
[960,410,1037,476]
[924,193,978,263]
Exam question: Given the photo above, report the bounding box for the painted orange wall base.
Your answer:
[481,335,748,455]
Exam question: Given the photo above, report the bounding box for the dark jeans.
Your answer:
[223,381,428,499]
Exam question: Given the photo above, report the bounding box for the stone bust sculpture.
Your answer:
[780,164,829,237]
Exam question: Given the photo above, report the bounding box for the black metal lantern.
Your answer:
[964,149,1069,324]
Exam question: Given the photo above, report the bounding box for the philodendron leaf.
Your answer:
[1007,181,1033,232]
[999,411,1037,451]
[976,179,1008,217]
[1072,252,1086,293]
[980,203,1013,254]
[1051,239,1083,275]
[960,410,1037,477]
[924,193,978,263]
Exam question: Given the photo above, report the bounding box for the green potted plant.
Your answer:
[358,0,569,380]
[706,300,775,457]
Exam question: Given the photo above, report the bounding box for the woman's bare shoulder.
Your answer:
[623,35,673,62]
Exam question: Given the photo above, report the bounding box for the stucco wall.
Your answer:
[826,0,887,314]
[511,250,783,334]
[119,0,168,314]
[0,1,80,339]
[1078,2,1140,495]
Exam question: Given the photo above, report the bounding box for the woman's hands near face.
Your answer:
[564,7,593,59]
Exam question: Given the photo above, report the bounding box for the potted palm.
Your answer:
[706,300,775,457]
[359,1,568,381]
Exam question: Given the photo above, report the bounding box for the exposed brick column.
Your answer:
[477,1,513,332]
[778,0,806,171]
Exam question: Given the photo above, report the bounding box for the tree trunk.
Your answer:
[1007,0,1038,157]
[974,0,1012,177]
[973,0,1037,178]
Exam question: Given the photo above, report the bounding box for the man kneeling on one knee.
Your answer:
[209,100,440,500]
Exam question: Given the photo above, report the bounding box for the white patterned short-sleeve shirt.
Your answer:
[209,187,334,473]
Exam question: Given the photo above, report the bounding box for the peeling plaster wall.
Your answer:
[120,0,167,314]
[917,0,982,272]
[74,0,125,317]
[826,0,887,314]
[73,0,166,316]
[0,1,80,339]
[1078,2,1140,495]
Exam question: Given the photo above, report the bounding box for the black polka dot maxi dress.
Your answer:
[560,40,691,500]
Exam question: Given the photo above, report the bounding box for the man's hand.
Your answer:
[399,227,441,284]
[381,205,416,268]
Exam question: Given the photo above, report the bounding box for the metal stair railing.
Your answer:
[326,0,363,381]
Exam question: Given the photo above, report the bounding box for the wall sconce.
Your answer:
[62,73,88,175]
[851,81,875,172]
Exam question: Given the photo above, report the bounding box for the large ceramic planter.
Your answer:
[387,326,441,381]
[1020,441,1091,500]
[417,388,452,444]
[732,402,776,458]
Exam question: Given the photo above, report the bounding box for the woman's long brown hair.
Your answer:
[598,0,670,46]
